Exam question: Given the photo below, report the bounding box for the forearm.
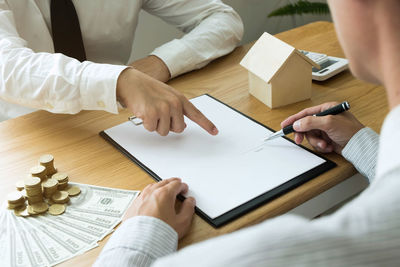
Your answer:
[94,216,178,267]
[0,7,126,114]
[129,55,171,83]
[144,0,243,78]
[342,127,379,181]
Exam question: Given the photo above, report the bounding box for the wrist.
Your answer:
[129,56,171,83]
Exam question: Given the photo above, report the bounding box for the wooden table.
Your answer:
[0,22,388,266]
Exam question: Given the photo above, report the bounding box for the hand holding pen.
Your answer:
[276,102,365,154]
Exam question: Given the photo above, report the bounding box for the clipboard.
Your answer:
[100,94,335,228]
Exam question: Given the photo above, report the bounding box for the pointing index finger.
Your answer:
[183,100,218,135]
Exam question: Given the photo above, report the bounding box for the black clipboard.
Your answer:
[100,94,336,228]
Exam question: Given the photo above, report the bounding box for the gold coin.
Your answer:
[39,154,54,164]
[15,180,25,191]
[67,186,81,196]
[14,206,29,217]
[42,178,58,188]
[51,190,69,202]
[7,191,24,203]
[48,204,65,215]
[27,205,38,215]
[52,173,68,183]
[24,176,41,188]
[31,202,48,213]
[30,165,46,175]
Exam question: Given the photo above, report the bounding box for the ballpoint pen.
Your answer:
[264,101,350,141]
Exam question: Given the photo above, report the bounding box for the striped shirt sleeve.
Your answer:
[93,216,178,267]
[342,127,379,181]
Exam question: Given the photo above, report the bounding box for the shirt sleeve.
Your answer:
[142,0,244,78]
[342,127,379,181]
[0,4,127,115]
[94,216,178,267]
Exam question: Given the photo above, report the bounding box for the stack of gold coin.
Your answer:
[39,154,57,176]
[15,180,25,191]
[30,165,46,181]
[24,176,43,204]
[51,191,69,204]
[7,191,25,209]
[42,178,59,198]
[52,173,69,190]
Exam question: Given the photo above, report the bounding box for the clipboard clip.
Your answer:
[128,116,143,126]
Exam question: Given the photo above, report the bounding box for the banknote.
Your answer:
[29,216,98,248]
[1,183,140,267]
[63,209,122,230]
[41,213,112,241]
[9,212,50,267]
[68,183,140,217]
[7,212,33,267]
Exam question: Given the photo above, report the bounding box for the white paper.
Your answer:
[105,95,326,219]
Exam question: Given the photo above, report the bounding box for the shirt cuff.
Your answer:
[150,39,194,79]
[376,104,400,179]
[342,127,379,181]
[101,216,178,259]
[79,62,128,114]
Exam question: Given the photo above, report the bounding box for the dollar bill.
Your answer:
[68,183,139,218]
[9,212,49,267]
[0,210,10,266]
[63,209,122,230]
[41,213,112,241]
[7,211,33,267]
[22,215,87,266]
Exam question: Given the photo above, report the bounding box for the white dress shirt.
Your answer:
[94,104,400,266]
[0,0,243,121]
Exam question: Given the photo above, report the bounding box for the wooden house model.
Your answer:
[240,32,319,109]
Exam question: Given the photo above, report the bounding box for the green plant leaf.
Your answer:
[268,0,330,17]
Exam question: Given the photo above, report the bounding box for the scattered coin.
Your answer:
[67,186,81,196]
[31,202,48,214]
[14,206,29,217]
[48,204,66,215]
[52,191,69,204]
[27,205,38,215]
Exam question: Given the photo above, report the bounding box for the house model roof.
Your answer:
[240,32,319,83]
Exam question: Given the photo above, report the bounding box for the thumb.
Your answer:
[293,115,334,133]
[178,197,196,218]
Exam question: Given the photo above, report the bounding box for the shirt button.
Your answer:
[97,101,105,108]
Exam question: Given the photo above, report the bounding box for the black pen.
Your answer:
[264,101,350,141]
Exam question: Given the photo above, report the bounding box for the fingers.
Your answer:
[178,197,196,218]
[281,102,340,128]
[156,104,171,136]
[183,100,218,136]
[305,132,334,153]
[293,115,335,133]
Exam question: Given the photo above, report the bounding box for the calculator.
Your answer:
[300,50,349,81]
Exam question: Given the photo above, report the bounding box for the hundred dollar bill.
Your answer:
[0,210,10,266]
[68,183,139,218]
[7,212,33,267]
[63,209,122,230]
[9,212,49,267]
[22,215,87,266]
[26,216,96,253]
[42,213,111,241]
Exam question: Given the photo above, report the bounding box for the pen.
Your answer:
[264,101,350,141]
